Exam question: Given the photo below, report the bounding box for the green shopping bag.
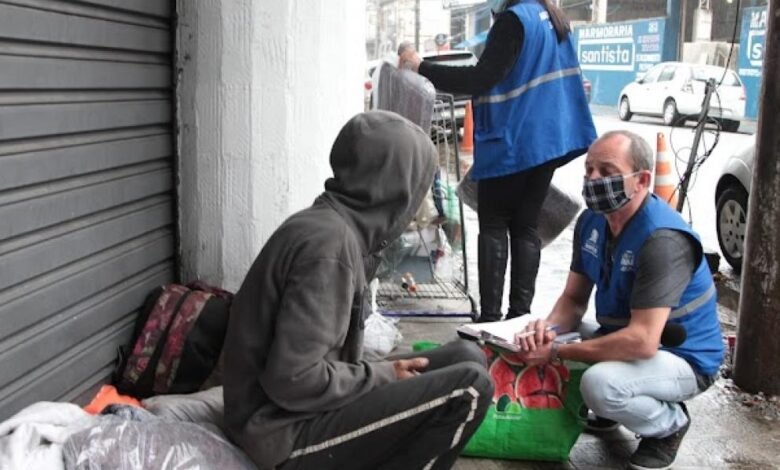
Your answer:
[462,347,588,461]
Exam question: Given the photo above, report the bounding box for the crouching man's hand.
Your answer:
[512,342,557,367]
[393,358,429,380]
[515,319,557,351]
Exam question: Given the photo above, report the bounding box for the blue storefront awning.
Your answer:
[455,30,488,49]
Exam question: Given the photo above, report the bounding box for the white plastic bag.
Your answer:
[363,313,403,357]
[63,416,254,470]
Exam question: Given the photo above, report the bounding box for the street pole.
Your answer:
[415,0,421,51]
[592,0,607,23]
[679,0,688,60]
[733,0,780,395]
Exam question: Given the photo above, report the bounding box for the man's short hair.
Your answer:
[601,130,654,172]
[397,41,414,56]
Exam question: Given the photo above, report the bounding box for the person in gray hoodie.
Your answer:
[223,111,493,470]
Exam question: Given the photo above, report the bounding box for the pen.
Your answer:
[514,324,559,340]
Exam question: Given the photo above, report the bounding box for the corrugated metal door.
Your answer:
[0,1,176,420]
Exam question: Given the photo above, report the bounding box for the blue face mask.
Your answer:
[488,0,507,14]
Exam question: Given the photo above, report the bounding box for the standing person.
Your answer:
[222,111,493,470]
[400,0,597,322]
[515,131,723,470]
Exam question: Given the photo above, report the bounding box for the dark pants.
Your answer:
[279,340,493,470]
[476,161,558,320]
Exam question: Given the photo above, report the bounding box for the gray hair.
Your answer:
[397,41,414,56]
[600,130,654,172]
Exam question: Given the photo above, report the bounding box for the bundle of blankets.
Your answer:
[0,387,254,470]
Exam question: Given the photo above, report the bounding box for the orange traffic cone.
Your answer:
[460,101,474,154]
[653,132,678,209]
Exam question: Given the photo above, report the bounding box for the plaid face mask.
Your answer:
[582,172,638,214]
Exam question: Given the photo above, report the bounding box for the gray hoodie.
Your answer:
[223,111,437,469]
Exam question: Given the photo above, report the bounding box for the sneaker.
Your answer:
[629,403,691,470]
[584,412,621,433]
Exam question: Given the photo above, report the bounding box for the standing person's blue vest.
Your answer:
[578,195,724,376]
[471,1,597,181]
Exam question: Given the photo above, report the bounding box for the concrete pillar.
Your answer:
[177,0,367,290]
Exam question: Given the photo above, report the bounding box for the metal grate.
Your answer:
[375,93,474,315]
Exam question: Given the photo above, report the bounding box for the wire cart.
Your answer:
[375,90,476,318]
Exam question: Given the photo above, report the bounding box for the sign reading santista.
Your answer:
[572,17,671,105]
[576,19,664,73]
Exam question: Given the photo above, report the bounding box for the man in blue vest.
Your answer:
[515,130,723,470]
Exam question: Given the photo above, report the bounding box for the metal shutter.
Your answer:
[0,0,176,420]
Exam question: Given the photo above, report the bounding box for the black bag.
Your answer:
[113,281,233,399]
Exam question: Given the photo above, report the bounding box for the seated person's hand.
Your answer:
[393,357,429,380]
[514,319,556,352]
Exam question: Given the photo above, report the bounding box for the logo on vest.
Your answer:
[620,250,635,272]
[583,229,599,257]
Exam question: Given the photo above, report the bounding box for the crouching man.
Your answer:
[223,111,493,470]
[516,131,723,470]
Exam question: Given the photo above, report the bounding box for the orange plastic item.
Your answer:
[83,384,142,415]
[653,132,679,209]
[460,101,474,153]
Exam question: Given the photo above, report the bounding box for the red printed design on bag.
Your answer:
[515,364,564,409]
[489,357,517,406]
[483,351,570,412]
[153,291,212,393]
[123,285,189,384]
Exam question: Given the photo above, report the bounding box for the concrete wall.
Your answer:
[177,0,366,290]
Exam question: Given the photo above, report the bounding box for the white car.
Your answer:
[715,139,754,272]
[618,62,746,132]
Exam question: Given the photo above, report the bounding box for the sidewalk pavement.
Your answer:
[390,316,780,469]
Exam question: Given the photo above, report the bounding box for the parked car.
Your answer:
[364,59,382,111]
[715,139,754,272]
[582,75,592,103]
[618,62,746,132]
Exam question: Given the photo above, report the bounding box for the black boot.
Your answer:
[476,233,508,323]
[506,236,541,319]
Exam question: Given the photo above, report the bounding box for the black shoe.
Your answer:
[629,403,691,470]
[475,312,503,323]
[505,309,529,320]
[584,414,621,433]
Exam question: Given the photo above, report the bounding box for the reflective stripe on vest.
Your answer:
[473,67,582,106]
[596,284,716,327]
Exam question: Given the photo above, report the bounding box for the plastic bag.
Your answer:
[462,347,588,461]
[63,416,254,470]
[432,226,455,281]
[457,168,582,247]
[374,61,436,133]
[363,313,403,357]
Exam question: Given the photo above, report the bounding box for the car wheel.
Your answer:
[663,99,680,126]
[722,120,740,133]
[716,185,749,273]
[618,97,633,121]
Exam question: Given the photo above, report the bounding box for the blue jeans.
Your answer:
[578,325,701,438]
